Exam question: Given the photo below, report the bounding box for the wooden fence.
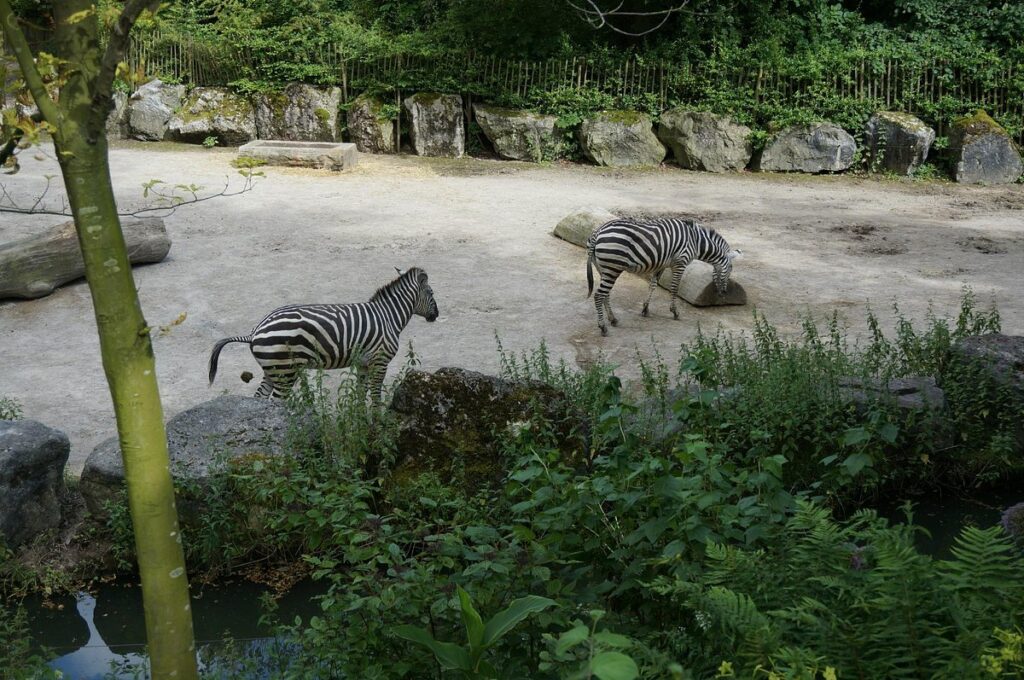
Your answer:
[6,28,1021,144]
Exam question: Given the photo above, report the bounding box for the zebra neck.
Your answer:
[370,288,416,328]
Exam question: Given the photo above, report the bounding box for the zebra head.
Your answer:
[712,249,741,295]
[412,269,439,322]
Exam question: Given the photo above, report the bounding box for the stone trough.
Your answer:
[237,140,357,171]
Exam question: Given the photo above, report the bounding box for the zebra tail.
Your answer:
[208,335,252,385]
[586,247,596,298]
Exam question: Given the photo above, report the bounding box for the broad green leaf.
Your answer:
[457,586,485,652]
[393,625,472,671]
[842,427,871,446]
[481,595,557,647]
[590,651,639,680]
[555,625,590,655]
[843,452,873,476]
[592,631,633,648]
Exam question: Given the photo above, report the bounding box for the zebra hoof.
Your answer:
[600,326,608,336]
[671,308,679,320]
[610,318,619,326]
[641,305,649,317]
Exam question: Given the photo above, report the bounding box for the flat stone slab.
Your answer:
[237,140,357,171]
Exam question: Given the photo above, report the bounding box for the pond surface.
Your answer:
[25,578,324,679]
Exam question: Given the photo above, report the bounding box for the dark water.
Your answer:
[878,485,1020,557]
[25,578,324,679]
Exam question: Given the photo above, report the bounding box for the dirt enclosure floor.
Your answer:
[2,143,1022,473]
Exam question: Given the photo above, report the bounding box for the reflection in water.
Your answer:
[31,580,324,679]
[49,592,148,679]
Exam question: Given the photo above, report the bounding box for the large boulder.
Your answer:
[948,110,1023,185]
[657,109,752,172]
[403,92,465,157]
[79,396,310,517]
[757,123,856,173]
[389,368,574,489]
[552,207,617,246]
[947,334,1024,451]
[167,87,257,146]
[473,104,559,161]
[346,93,396,154]
[254,83,342,142]
[128,79,186,141]
[578,111,666,167]
[105,91,129,139]
[0,420,70,547]
[863,111,935,175]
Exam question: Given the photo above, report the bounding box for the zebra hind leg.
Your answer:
[593,271,620,335]
[668,261,688,320]
[255,369,299,400]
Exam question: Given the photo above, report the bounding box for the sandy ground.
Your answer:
[2,142,1022,474]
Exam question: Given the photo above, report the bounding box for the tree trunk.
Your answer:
[1,2,199,677]
[0,218,170,299]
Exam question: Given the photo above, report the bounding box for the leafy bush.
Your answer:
[0,396,23,420]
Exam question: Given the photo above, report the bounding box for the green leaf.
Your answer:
[457,586,485,653]
[878,422,899,444]
[481,595,557,647]
[590,651,639,680]
[555,625,590,655]
[842,427,871,446]
[393,625,473,671]
[843,452,873,476]
[592,631,633,648]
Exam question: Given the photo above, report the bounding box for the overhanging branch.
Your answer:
[565,0,689,36]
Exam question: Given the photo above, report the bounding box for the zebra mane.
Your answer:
[370,267,423,302]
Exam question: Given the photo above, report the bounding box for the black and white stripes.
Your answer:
[586,217,739,335]
[208,268,438,400]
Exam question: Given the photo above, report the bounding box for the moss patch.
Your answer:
[952,109,1009,143]
[598,109,647,126]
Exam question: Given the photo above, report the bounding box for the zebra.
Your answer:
[586,217,740,335]
[208,267,439,401]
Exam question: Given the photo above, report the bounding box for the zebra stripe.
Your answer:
[586,217,739,335]
[208,268,439,400]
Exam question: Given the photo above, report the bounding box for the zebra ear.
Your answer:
[394,267,404,276]
[417,271,428,285]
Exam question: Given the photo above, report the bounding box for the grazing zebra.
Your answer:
[208,267,439,401]
[586,217,739,335]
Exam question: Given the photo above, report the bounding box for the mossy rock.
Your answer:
[948,110,1023,184]
[387,368,578,494]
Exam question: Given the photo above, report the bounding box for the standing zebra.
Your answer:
[208,267,439,401]
[586,217,739,335]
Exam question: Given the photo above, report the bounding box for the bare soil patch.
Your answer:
[2,145,1022,473]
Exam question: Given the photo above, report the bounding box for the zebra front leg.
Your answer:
[668,261,689,320]
[641,273,660,317]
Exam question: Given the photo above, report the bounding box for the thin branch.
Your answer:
[0,172,261,218]
[89,0,156,142]
[0,0,61,124]
[565,0,690,36]
[0,111,44,168]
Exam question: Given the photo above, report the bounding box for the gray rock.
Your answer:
[657,110,752,172]
[837,376,952,449]
[758,123,856,173]
[552,207,617,246]
[0,420,69,547]
[656,260,747,307]
[403,92,465,157]
[79,396,311,517]
[863,112,935,175]
[345,93,396,154]
[948,334,1024,451]
[237,140,357,171]
[578,111,666,167]
[949,111,1023,185]
[389,368,573,488]
[473,104,559,161]
[167,87,256,146]
[105,91,129,139]
[128,79,186,141]
[254,83,342,142]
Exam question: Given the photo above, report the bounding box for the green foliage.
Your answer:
[0,604,60,679]
[394,586,556,678]
[0,395,22,420]
[202,134,218,148]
